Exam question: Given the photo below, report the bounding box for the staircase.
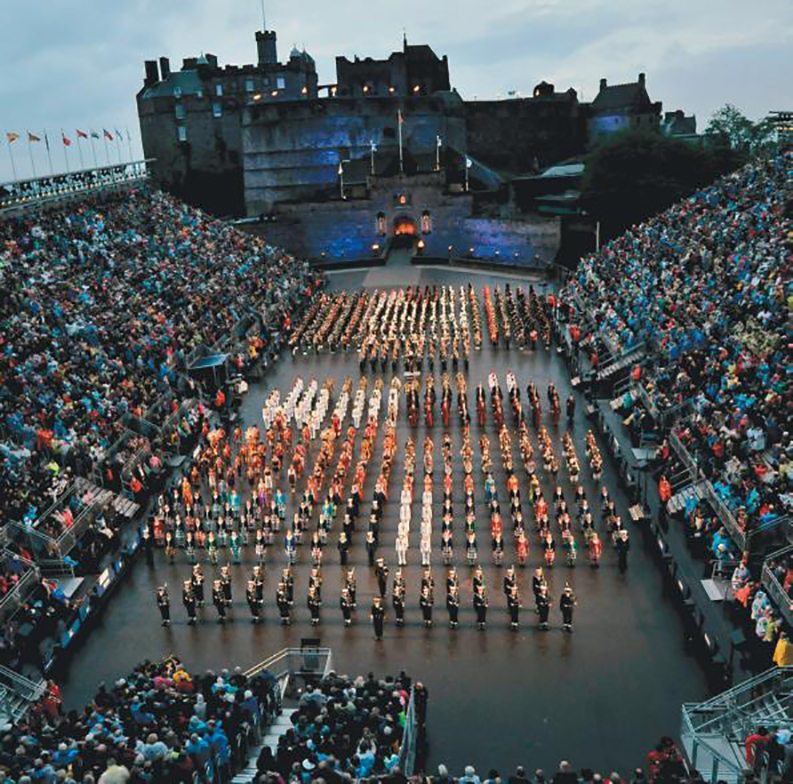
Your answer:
[73,477,140,518]
[682,666,793,783]
[0,666,47,726]
[231,708,297,783]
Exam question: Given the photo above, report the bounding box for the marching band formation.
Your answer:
[151,287,628,638]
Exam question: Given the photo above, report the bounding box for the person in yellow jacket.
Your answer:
[773,632,793,667]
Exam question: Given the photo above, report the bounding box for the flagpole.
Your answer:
[435,135,441,171]
[397,109,404,174]
[370,141,375,176]
[89,134,98,168]
[76,136,85,170]
[27,137,37,178]
[61,129,70,173]
[6,137,18,181]
[44,131,54,175]
[126,128,133,163]
[116,136,122,165]
[103,135,110,166]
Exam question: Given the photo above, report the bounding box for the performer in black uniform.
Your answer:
[220,564,232,607]
[156,585,170,627]
[507,585,520,631]
[474,584,488,630]
[182,580,197,625]
[345,567,357,608]
[560,582,577,632]
[282,567,294,606]
[447,584,460,629]
[191,564,205,607]
[375,558,389,597]
[536,584,550,631]
[392,569,406,627]
[307,585,321,626]
[276,581,291,625]
[213,579,227,624]
[246,579,263,623]
[371,595,386,640]
[252,565,265,603]
[420,585,434,628]
[340,588,354,627]
[532,567,547,610]
[503,565,517,600]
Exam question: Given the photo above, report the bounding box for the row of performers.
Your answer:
[290,286,477,359]
[155,564,577,635]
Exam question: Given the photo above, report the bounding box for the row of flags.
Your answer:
[6,129,127,146]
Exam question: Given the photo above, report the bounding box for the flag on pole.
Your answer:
[6,132,19,143]
[465,156,473,168]
[436,135,442,148]
[62,132,72,146]
[115,128,123,139]
[103,129,113,141]
[337,163,343,176]
[398,110,404,125]
[76,129,88,139]
[91,130,100,139]
[27,132,41,142]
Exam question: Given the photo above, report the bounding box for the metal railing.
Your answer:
[682,666,793,783]
[0,160,150,212]
[8,480,104,560]
[0,554,40,619]
[244,646,334,682]
[701,482,745,553]
[669,430,700,484]
[0,664,47,724]
[398,686,418,776]
[762,544,793,628]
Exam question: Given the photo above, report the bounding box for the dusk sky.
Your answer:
[1,0,791,182]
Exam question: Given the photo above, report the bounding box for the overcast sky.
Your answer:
[1,0,791,182]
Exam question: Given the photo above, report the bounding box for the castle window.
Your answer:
[173,86,182,98]
[421,211,432,234]
[276,76,286,90]
[212,102,222,118]
[245,78,255,92]
[177,126,187,142]
[215,83,223,97]
[376,212,386,235]
[174,103,185,120]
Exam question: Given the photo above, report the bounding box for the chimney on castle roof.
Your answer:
[144,60,159,86]
[599,78,607,92]
[159,56,171,80]
[638,72,646,88]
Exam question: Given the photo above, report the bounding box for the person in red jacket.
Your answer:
[745,726,770,768]
[658,475,672,504]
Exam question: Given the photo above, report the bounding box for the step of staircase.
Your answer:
[231,708,297,784]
